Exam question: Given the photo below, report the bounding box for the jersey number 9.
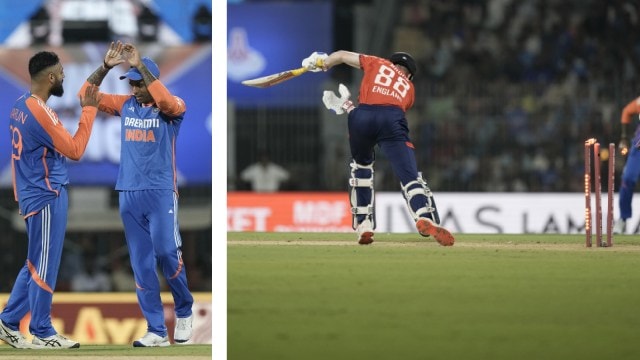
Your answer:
[10,125,22,160]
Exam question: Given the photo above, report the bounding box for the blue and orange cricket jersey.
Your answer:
[9,93,96,217]
[78,81,186,192]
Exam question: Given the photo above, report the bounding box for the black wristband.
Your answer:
[103,61,113,70]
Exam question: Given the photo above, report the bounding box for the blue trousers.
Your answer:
[348,104,427,223]
[0,187,67,337]
[619,145,640,220]
[119,190,193,337]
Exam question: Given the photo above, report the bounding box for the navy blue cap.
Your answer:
[119,57,160,80]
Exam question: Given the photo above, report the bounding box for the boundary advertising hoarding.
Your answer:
[0,292,211,345]
[228,192,625,234]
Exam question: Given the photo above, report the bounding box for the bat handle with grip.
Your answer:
[302,52,327,72]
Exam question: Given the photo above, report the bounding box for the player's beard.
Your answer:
[50,78,64,97]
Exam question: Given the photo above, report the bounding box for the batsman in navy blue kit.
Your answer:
[303,50,455,246]
[0,51,101,349]
[78,41,193,347]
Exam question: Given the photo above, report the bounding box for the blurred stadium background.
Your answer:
[0,0,212,345]
[227,0,640,235]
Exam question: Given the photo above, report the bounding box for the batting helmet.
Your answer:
[389,52,416,80]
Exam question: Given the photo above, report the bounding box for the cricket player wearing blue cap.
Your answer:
[78,41,194,347]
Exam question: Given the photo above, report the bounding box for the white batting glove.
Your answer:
[302,51,328,72]
[322,83,355,115]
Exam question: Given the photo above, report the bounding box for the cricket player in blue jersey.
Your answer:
[613,96,640,234]
[78,41,193,347]
[0,51,101,349]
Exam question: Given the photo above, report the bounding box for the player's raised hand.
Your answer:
[104,41,126,69]
[123,43,142,68]
[302,52,327,72]
[79,85,103,108]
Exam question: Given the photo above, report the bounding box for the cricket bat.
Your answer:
[241,67,309,88]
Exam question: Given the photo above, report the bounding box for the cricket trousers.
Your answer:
[119,189,193,337]
[619,145,640,220]
[348,104,428,224]
[0,186,68,337]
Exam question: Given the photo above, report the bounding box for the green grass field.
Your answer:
[228,232,640,360]
[0,344,211,359]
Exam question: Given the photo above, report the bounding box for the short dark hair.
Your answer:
[28,51,59,77]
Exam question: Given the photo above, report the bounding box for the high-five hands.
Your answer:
[105,42,143,69]
[79,85,103,108]
[122,43,142,68]
[104,41,127,69]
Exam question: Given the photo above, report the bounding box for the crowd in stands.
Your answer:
[367,0,640,193]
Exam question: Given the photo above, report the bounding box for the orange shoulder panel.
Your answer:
[26,96,97,161]
[147,81,186,117]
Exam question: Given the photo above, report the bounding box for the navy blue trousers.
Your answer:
[347,104,426,223]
